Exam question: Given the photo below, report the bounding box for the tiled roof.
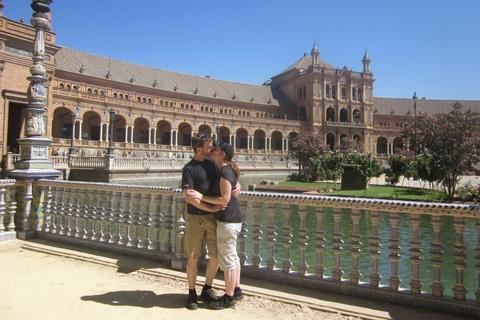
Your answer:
[373,97,480,116]
[54,47,292,108]
[279,54,336,74]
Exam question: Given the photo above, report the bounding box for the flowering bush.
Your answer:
[457,182,480,202]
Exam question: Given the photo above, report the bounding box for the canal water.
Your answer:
[111,174,478,300]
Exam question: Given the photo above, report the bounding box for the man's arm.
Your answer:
[232,181,241,199]
[184,189,225,212]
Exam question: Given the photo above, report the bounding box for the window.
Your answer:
[325,85,330,98]
[358,89,362,101]
[332,85,336,98]
[341,88,346,99]
[352,88,356,100]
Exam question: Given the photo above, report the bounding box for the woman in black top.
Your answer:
[187,141,243,309]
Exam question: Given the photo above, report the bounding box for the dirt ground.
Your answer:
[0,246,360,320]
[1,239,475,320]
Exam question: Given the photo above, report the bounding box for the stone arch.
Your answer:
[377,136,388,154]
[235,127,249,149]
[155,120,172,145]
[326,107,335,121]
[253,129,266,150]
[340,108,348,122]
[178,122,193,146]
[133,116,151,143]
[271,130,284,150]
[80,110,103,141]
[218,126,231,144]
[326,132,336,150]
[51,105,76,139]
[393,137,404,153]
[197,124,213,136]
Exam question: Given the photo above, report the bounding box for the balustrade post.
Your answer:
[94,189,105,241]
[266,202,277,270]
[314,206,326,278]
[174,197,186,261]
[122,192,132,246]
[0,186,6,233]
[141,193,152,250]
[369,210,382,287]
[297,205,309,276]
[452,217,468,300]
[164,195,175,253]
[77,189,88,238]
[62,187,72,236]
[86,189,96,239]
[349,208,363,284]
[388,211,402,291]
[41,186,52,233]
[131,192,142,248]
[251,202,264,268]
[409,213,424,294]
[7,186,17,232]
[331,207,344,281]
[17,180,35,240]
[111,191,123,245]
[281,204,293,273]
[238,199,249,266]
[103,190,114,243]
[151,194,163,251]
[69,188,80,237]
[430,215,445,297]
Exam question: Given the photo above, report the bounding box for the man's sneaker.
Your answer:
[210,294,235,310]
[201,287,219,302]
[186,293,198,310]
[234,288,244,300]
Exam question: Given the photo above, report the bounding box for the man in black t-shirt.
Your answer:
[181,132,221,310]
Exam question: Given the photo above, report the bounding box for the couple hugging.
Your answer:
[181,132,243,310]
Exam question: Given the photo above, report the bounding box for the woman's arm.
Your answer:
[184,189,226,212]
[186,177,232,205]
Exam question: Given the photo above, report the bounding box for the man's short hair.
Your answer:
[191,132,212,152]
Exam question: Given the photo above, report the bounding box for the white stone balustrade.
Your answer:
[2,179,479,318]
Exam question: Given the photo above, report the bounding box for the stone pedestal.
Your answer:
[341,165,367,190]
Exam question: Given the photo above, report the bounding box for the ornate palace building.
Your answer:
[2,3,480,165]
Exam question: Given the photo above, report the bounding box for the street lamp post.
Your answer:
[413,92,417,157]
[216,125,220,141]
[107,108,116,155]
[69,113,76,155]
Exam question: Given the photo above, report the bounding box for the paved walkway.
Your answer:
[0,239,475,320]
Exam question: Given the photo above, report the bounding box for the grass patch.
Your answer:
[278,181,445,201]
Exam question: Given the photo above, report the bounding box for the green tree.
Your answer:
[290,132,329,181]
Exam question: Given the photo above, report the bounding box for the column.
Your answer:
[77,120,83,140]
[105,123,109,142]
[99,123,104,142]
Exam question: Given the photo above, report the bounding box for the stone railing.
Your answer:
[7,179,475,318]
[47,156,295,171]
[0,179,23,240]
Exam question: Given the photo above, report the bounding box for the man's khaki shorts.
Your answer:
[183,213,218,259]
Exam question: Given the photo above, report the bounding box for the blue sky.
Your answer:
[5,0,480,100]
